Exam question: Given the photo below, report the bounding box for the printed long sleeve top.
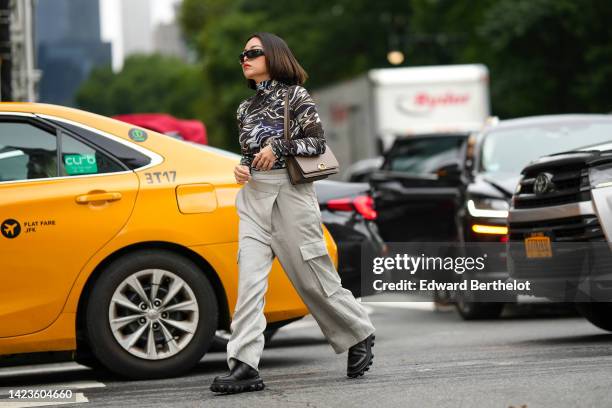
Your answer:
[237,78,326,170]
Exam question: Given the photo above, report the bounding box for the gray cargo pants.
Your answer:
[226,167,376,371]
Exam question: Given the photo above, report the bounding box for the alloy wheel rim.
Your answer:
[108,269,199,360]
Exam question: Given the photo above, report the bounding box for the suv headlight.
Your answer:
[589,162,612,189]
[467,197,509,218]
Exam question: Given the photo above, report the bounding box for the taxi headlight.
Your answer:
[467,197,509,218]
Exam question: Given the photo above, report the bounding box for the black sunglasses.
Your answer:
[239,48,265,63]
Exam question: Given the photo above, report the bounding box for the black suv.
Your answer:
[507,116,612,331]
[371,115,612,319]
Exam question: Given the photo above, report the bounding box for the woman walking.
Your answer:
[210,32,376,395]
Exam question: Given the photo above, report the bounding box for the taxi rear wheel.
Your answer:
[85,249,218,379]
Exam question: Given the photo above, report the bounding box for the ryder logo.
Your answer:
[397,92,470,115]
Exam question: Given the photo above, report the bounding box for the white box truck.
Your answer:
[311,64,490,179]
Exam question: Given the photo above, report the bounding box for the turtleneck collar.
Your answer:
[255,78,277,93]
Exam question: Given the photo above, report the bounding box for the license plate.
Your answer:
[524,234,552,258]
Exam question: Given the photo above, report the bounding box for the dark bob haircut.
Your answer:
[244,32,308,90]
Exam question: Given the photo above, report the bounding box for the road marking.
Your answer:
[517,294,550,303]
[362,301,436,311]
[280,303,378,332]
[0,363,89,379]
[281,317,319,331]
[280,301,434,332]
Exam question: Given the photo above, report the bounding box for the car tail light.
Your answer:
[327,195,378,220]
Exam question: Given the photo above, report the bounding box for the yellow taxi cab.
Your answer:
[0,102,338,379]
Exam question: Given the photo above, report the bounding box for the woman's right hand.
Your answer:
[234,164,251,184]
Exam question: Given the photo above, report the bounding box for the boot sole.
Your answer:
[210,378,265,394]
[347,334,375,378]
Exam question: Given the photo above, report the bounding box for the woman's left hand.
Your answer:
[252,145,277,170]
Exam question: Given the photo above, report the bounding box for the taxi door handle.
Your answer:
[75,192,122,204]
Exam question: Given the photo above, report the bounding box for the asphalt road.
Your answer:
[1,299,612,408]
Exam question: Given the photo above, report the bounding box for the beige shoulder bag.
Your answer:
[283,85,339,184]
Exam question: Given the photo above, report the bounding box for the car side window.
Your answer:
[60,132,124,176]
[0,121,58,182]
[386,136,466,174]
[0,120,126,183]
[50,120,152,170]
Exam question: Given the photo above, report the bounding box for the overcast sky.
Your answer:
[100,0,182,71]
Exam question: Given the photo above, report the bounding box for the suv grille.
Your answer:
[514,165,590,209]
[508,215,606,243]
[508,215,608,279]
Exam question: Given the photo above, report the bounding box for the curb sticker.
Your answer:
[64,154,98,175]
[129,128,148,142]
[1,219,21,239]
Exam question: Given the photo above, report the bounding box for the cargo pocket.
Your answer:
[299,240,342,297]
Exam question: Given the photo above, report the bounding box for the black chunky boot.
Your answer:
[210,360,265,394]
[347,333,375,378]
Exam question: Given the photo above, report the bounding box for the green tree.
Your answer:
[407,0,612,116]
[179,0,415,153]
[80,1,612,154]
[75,54,219,144]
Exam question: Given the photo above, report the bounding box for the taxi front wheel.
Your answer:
[85,249,218,379]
